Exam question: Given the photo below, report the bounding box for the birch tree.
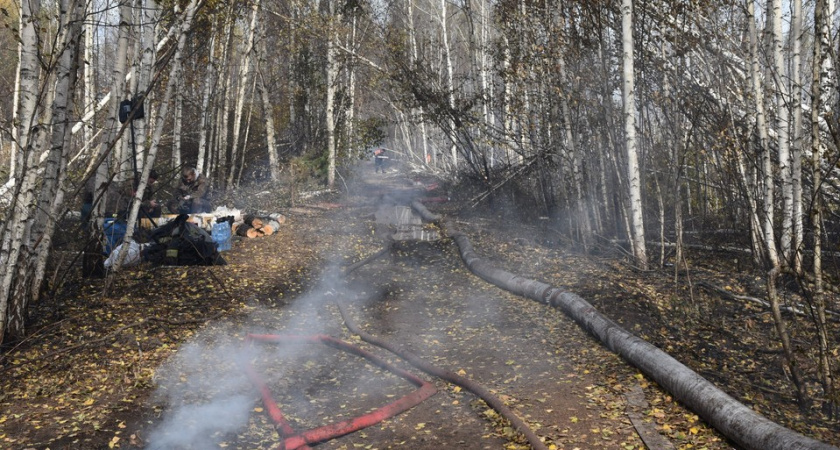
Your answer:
[256,16,280,182]
[621,0,648,269]
[0,0,43,340]
[227,0,260,187]
[325,0,342,189]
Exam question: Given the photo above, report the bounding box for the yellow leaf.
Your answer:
[456,369,466,376]
[108,436,120,448]
[415,423,426,430]
[83,398,94,406]
[253,407,264,413]
[570,416,579,423]
[453,386,461,393]
[690,426,699,434]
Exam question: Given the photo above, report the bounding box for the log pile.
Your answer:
[232,214,285,238]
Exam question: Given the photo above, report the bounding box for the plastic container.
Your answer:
[211,221,232,251]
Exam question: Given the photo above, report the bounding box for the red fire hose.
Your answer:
[243,333,437,450]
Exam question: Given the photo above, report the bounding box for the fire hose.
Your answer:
[244,333,436,450]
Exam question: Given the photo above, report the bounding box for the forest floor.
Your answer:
[1,160,839,450]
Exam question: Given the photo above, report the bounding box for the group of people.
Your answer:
[83,166,212,222]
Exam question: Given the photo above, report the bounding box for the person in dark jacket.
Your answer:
[167,167,211,214]
[117,169,161,218]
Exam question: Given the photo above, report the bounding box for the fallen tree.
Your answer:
[411,200,838,450]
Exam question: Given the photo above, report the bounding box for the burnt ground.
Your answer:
[1,159,839,450]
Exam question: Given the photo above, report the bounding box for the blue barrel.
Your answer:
[211,221,232,251]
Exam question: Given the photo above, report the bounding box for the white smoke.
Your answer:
[145,335,256,449]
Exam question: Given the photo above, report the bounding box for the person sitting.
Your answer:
[167,167,212,214]
[118,169,161,219]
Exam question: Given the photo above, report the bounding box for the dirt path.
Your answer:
[4,161,775,449]
[137,162,737,450]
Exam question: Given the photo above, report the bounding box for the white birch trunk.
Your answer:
[216,18,236,184]
[770,0,793,266]
[115,2,134,183]
[791,0,804,272]
[227,0,260,187]
[197,23,217,174]
[256,20,280,182]
[440,0,457,169]
[345,15,356,154]
[407,0,429,166]
[83,14,95,159]
[172,74,183,170]
[747,0,778,268]
[621,0,647,269]
[810,0,834,406]
[133,0,159,175]
[0,0,43,340]
[10,22,23,177]
[29,0,84,309]
[325,0,341,189]
[235,77,257,184]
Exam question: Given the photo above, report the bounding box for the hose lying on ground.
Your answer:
[333,292,549,450]
[410,199,838,450]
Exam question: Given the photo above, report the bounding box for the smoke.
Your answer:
[145,202,429,449]
[144,269,360,449]
[145,337,256,449]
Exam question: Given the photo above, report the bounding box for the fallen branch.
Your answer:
[697,281,840,322]
[342,245,392,276]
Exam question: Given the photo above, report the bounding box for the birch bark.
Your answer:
[0,0,42,340]
[810,0,834,410]
[325,0,342,189]
[747,0,778,268]
[28,0,83,311]
[621,0,647,269]
[227,0,260,187]
[197,22,218,174]
[256,19,280,181]
[789,0,804,272]
[770,0,793,266]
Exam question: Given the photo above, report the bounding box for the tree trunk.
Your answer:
[29,0,83,311]
[809,0,835,413]
[227,0,260,188]
[747,0,777,268]
[790,0,804,273]
[0,0,43,341]
[172,74,183,170]
[770,0,794,267]
[439,0,457,170]
[197,21,218,175]
[256,20,280,182]
[621,0,648,269]
[325,0,341,189]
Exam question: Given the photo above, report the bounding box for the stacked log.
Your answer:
[232,213,286,238]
